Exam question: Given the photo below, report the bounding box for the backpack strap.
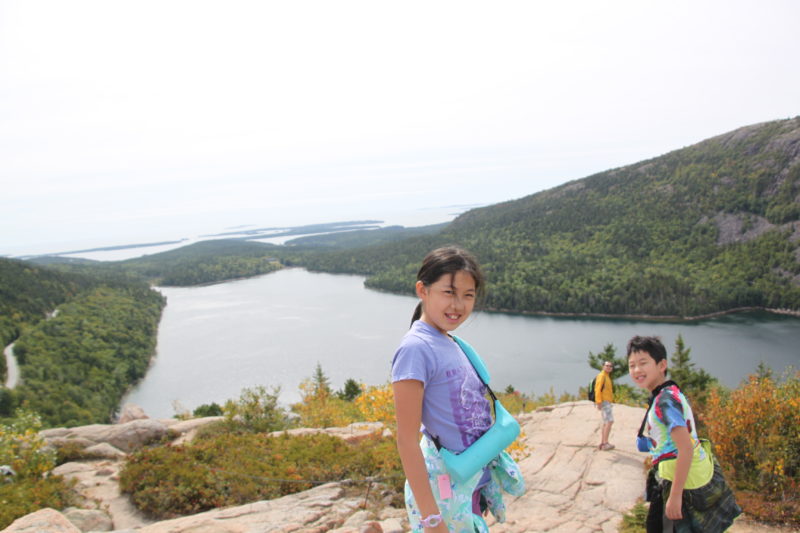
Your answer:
[638,380,679,438]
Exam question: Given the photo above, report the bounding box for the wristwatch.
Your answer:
[420,514,442,528]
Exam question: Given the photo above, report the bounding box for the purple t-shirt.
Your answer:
[391,320,492,453]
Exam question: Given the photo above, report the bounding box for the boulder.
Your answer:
[342,510,374,528]
[62,508,113,532]
[116,404,148,424]
[134,482,363,533]
[165,416,223,434]
[44,436,97,451]
[83,443,127,459]
[378,518,404,533]
[3,508,82,533]
[42,419,169,454]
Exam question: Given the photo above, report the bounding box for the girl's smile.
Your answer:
[416,270,476,334]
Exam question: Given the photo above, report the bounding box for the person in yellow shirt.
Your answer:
[595,361,615,450]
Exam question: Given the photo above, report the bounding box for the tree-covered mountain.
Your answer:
[0,257,165,425]
[287,117,800,317]
[117,240,282,286]
[29,239,282,287]
[284,223,447,249]
[0,258,102,346]
[14,117,800,319]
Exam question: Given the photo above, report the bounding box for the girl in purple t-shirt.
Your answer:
[392,246,495,532]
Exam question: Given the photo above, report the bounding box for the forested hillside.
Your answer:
[0,258,93,347]
[287,117,800,317]
[31,240,283,287]
[0,258,165,426]
[118,240,282,286]
[11,285,165,426]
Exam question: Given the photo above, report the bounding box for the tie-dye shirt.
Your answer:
[391,320,492,452]
[644,384,706,466]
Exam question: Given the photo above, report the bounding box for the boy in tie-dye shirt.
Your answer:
[628,336,740,532]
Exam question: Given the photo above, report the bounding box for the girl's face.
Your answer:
[628,350,667,391]
[416,270,476,334]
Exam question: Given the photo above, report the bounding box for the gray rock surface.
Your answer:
[116,405,149,425]
[3,508,82,532]
[16,403,791,532]
[62,508,113,532]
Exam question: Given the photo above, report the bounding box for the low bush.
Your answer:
[619,499,648,533]
[354,383,396,427]
[0,409,75,529]
[221,385,293,434]
[192,402,223,417]
[0,477,76,529]
[119,432,403,519]
[703,369,800,527]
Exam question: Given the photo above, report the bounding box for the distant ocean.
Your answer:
[9,204,475,262]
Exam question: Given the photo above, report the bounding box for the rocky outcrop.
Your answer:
[116,404,149,425]
[3,508,82,533]
[12,402,787,532]
[41,419,170,455]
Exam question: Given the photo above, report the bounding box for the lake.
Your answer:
[124,269,800,419]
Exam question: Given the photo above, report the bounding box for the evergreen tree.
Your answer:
[669,334,716,407]
[336,378,362,402]
[312,363,332,397]
[588,343,629,380]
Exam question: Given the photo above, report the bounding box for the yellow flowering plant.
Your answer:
[0,409,56,479]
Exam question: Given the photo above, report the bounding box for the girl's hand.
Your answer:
[665,493,683,520]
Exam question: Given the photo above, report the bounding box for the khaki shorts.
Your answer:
[600,401,614,423]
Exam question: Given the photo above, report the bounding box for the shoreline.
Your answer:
[481,305,800,322]
[361,279,800,322]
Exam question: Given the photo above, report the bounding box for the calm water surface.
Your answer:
[124,269,800,418]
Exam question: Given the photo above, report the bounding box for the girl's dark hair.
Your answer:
[411,246,485,325]
[626,335,667,363]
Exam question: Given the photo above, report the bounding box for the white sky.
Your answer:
[1,0,799,256]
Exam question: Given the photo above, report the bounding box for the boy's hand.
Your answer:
[665,493,683,520]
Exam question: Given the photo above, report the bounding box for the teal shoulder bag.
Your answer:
[436,336,521,484]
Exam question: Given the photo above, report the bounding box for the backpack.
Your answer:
[587,374,604,402]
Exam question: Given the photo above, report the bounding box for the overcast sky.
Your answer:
[1,0,799,256]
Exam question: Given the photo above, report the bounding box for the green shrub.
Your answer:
[619,499,648,533]
[222,385,292,433]
[0,410,56,478]
[192,403,223,417]
[0,477,76,530]
[119,432,403,519]
[0,409,75,529]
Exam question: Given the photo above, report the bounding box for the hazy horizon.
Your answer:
[3,1,799,257]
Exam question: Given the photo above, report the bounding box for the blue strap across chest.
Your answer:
[452,335,491,385]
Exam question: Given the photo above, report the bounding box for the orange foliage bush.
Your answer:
[355,383,396,428]
[293,378,360,428]
[703,370,800,525]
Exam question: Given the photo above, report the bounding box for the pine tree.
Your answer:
[669,334,716,408]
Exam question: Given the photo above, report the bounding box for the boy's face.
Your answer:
[628,350,667,391]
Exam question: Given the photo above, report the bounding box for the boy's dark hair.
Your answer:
[411,246,485,325]
[626,335,667,363]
